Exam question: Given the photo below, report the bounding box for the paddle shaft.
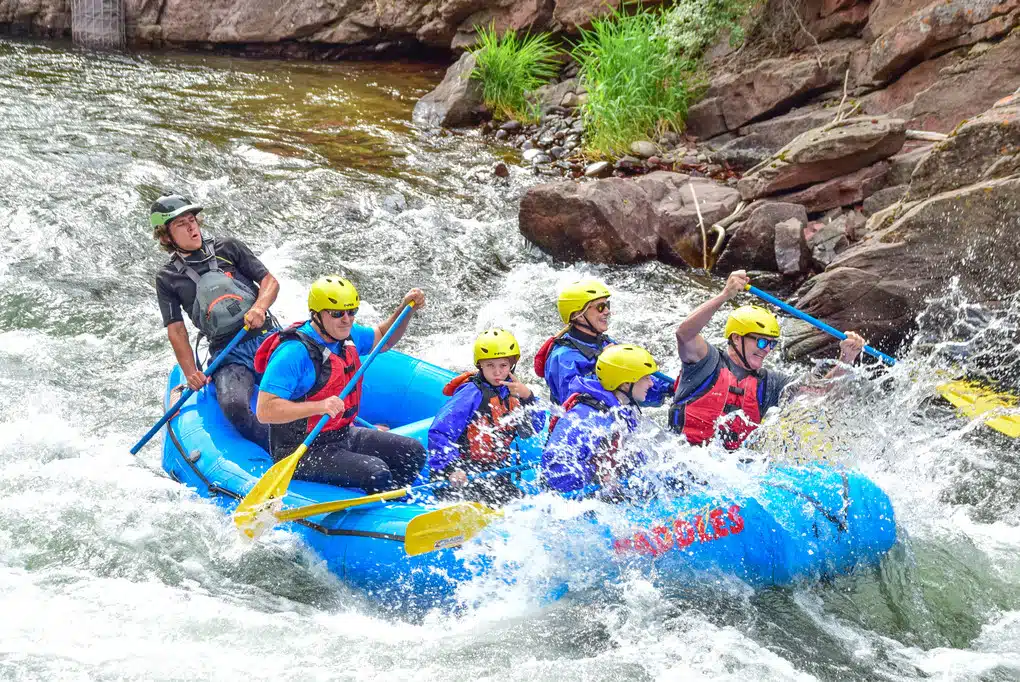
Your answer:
[274,463,532,522]
[296,303,416,454]
[131,325,251,454]
[746,285,897,366]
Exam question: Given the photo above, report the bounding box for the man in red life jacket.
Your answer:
[254,276,426,492]
[669,270,866,450]
[427,328,545,505]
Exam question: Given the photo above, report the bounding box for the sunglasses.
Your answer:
[324,308,358,319]
[589,301,611,313]
[751,336,778,350]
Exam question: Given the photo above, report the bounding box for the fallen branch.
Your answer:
[906,130,949,142]
[688,181,708,270]
[709,200,749,257]
[832,69,850,123]
[784,0,823,68]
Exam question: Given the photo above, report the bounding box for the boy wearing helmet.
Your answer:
[534,279,672,406]
[542,344,659,496]
[428,329,545,505]
[151,193,280,447]
[670,270,866,450]
[253,276,427,493]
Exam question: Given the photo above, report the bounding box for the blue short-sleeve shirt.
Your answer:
[259,321,375,400]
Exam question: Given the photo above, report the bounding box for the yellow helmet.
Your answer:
[724,305,780,339]
[557,279,611,324]
[473,328,520,365]
[308,275,360,312]
[595,344,658,391]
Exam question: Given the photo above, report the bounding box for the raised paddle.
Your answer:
[131,325,251,455]
[746,284,1020,438]
[745,285,896,366]
[239,463,532,540]
[234,302,416,535]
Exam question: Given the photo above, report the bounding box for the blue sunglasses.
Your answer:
[752,336,778,350]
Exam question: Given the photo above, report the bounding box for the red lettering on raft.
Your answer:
[673,518,695,548]
[709,508,729,538]
[614,504,746,556]
[727,504,744,534]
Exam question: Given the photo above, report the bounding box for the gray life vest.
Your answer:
[172,240,257,346]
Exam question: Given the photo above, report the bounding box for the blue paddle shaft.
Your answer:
[131,325,251,455]
[354,417,379,430]
[746,285,896,366]
[301,303,415,448]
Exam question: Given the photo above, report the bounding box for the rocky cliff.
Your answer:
[0,0,641,52]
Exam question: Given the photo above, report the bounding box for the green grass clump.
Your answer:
[572,7,699,157]
[469,25,561,122]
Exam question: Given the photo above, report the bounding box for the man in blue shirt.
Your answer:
[254,276,426,492]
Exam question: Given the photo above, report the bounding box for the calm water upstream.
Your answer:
[1,38,1019,682]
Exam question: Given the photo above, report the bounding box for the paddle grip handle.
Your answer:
[302,302,416,448]
[746,285,896,366]
[131,325,251,454]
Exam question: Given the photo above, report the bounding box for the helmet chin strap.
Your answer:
[570,307,601,337]
[618,382,643,412]
[311,311,346,345]
[728,336,759,376]
[169,228,206,258]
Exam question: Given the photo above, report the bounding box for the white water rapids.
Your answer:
[0,38,1018,681]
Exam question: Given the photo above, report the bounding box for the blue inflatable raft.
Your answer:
[160,350,897,610]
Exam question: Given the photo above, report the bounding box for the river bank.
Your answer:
[410,1,1020,361]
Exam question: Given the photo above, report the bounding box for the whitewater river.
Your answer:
[1,38,1019,681]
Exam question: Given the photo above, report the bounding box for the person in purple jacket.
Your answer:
[542,344,659,499]
[533,278,672,406]
[428,329,545,505]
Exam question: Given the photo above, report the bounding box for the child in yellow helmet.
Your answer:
[428,328,545,505]
[542,344,659,497]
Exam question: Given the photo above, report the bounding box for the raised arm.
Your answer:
[675,270,749,363]
[374,288,426,350]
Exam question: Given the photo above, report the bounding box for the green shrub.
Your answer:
[469,25,561,122]
[572,7,699,157]
[659,0,762,58]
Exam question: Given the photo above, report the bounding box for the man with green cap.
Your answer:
[150,193,280,447]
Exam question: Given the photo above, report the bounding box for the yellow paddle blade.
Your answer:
[938,380,1020,439]
[404,502,504,556]
[234,445,307,539]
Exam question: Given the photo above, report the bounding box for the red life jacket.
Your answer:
[254,322,363,460]
[670,356,764,451]
[443,372,528,464]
